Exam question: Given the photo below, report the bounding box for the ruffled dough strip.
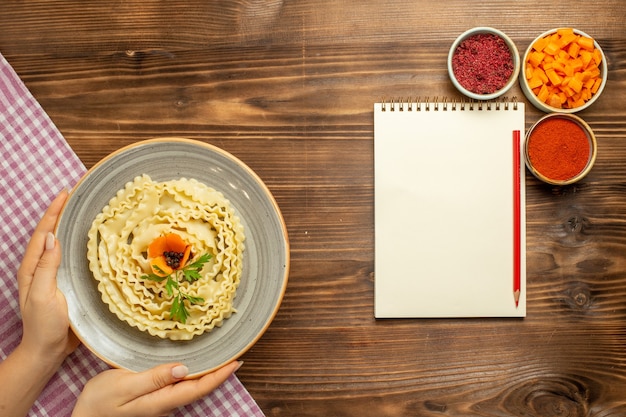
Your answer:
[86,174,245,340]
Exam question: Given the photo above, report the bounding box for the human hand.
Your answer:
[72,360,243,417]
[17,189,79,365]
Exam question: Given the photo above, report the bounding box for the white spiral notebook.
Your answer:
[374,98,526,318]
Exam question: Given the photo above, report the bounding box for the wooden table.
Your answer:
[2,1,625,415]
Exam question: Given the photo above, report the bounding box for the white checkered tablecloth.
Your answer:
[0,52,264,417]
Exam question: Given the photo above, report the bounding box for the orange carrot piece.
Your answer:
[533,36,550,52]
[544,42,561,56]
[529,51,545,68]
[165,233,187,253]
[569,58,584,73]
[579,50,593,67]
[557,28,575,37]
[567,42,580,58]
[537,84,550,102]
[151,257,174,276]
[535,67,549,83]
[592,48,602,65]
[528,75,543,89]
[591,78,602,94]
[552,59,565,74]
[148,236,168,258]
[546,69,563,85]
[578,36,595,51]
[180,245,192,268]
[525,64,532,79]
[568,77,583,94]
[547,94,562,108]
[559,33,578,48]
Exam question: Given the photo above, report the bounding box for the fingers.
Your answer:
[27,232,62,300]
[159,361,242,406]
[20,190,68,271]
[123,361,242,414]
[126,361,239,397]
[17,190,68,307]
[118,363,190,402]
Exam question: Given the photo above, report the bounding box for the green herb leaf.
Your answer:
[141,252,211,324]
[141,271,167,282]
[165,276,178,296]
[152,264,168,275]
[182,293,205,305]
[185,253,212,271]
[172,292,205,324]
[170,294,189,323]
[182,269,202,282]
[181,253,211,282]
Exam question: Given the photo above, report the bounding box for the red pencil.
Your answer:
[513,130,521,307]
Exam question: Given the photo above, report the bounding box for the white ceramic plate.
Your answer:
[57,138,289,377]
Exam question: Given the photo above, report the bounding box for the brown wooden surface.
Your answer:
[2,1,626,416]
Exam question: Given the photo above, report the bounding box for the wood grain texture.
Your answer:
[2,1,626,415]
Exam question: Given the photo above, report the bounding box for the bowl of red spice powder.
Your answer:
[525,113,597,185]
[448,27,520,100]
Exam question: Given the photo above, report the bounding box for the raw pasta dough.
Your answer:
[87,175,245,340]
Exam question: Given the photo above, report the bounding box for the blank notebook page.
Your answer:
[374,100,526,318]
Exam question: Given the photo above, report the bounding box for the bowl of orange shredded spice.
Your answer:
[525,113,597,185]
[520,28,607,113]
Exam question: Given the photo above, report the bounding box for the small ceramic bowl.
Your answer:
[525,113,597,185]
[448,27,521,101]
[520,28,607,113]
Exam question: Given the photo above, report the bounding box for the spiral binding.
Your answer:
[380,96,518,112]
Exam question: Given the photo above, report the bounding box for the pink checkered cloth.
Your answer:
[0,53,264,417]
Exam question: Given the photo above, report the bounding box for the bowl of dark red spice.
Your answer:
[448,27,520,100]
[525,113,597,185]
[520,28,607,113]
